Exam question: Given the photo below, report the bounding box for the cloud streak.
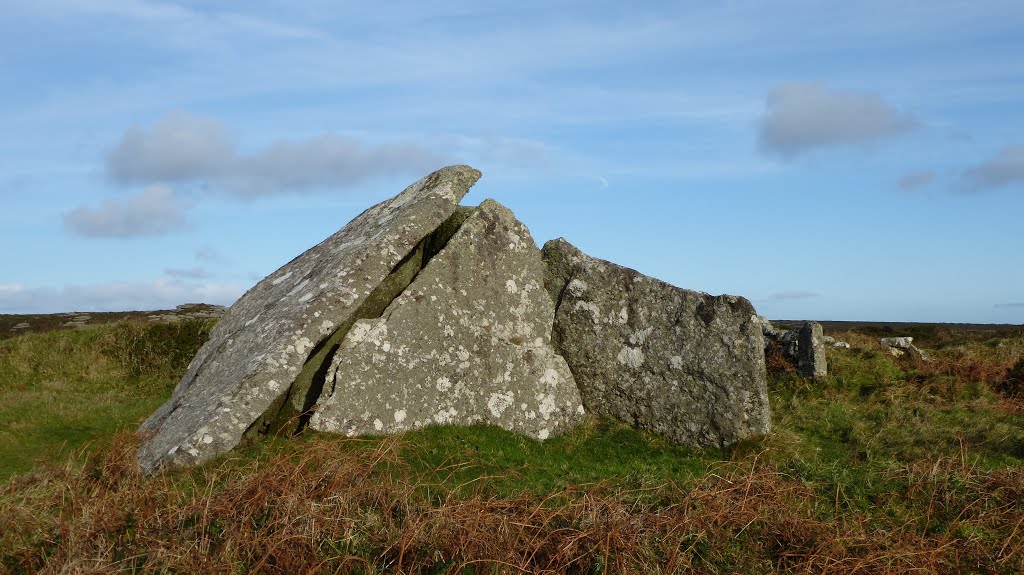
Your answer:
[63,185,189,238]
[961,146,1024,191]
[758,83,917,158]
[106,111,452,197]
[0,277,245,314]
[995,302,1024,309]
[898,170,934,191]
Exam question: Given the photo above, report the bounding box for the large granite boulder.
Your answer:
[310,199,585,439]
[542,238,770,448]
[138,166,481,472]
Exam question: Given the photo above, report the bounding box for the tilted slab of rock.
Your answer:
[542,238,770,448]
[137,165,481,472]
[310,199,585,439]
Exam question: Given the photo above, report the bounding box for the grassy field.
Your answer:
[2,318,1024,573]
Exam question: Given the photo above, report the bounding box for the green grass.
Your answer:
[2,319,1024,573]
[0,319,214,478]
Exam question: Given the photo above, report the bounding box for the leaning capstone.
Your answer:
[796,322,827,378]
[542,238,770,448]
[311,200,585,440]
[137,165,481,472]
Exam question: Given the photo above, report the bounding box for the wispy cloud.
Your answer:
[0,277,245,314]
[106,111,452,197]
[898,170,934,191]
[771,291,819,301]
[195,246,228,263]
[961,146,1024,192]
[995,302,1024,309]
[164,266,211,280]
[758,83,917,158]
[63,185,189,238]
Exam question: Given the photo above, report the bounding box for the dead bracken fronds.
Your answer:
[3,433,1024,574]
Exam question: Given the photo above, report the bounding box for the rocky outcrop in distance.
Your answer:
[760,318,829,378]
[138,165,773,472]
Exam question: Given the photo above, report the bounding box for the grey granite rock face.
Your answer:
[310,200,585,440]
[797,322,827,378]
[137,165,481,472]
[542,238,770,448]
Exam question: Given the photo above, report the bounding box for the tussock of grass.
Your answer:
[2,319,1024,573]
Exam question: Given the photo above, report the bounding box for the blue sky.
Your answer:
[1,1,1022,323]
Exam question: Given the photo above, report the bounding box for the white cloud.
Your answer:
[63,185,189,238]
[962,146,1024,191]
[228,135,450,197]
[758,83,917,158]
[106,112,451,196]
[898,170,934,191]
[107,111,234,185]
[0,277,244,314]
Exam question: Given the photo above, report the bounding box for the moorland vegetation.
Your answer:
[2,317,1023,573]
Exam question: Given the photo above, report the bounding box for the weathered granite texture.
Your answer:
[796,322,827,378]
[542,238,770,448]
[137,165,481,472]
[310,199,585,439]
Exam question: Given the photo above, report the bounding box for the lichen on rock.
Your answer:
[542,238,771,448]
[310,199,585,439]
[137,165,481,472]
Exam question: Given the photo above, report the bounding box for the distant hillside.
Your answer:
[0,303,225,339]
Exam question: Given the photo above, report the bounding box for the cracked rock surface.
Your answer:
[137,165,481,472]
[310,199,585,439]
[542,238,770,448]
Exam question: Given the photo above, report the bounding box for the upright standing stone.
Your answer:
[542,238,770,448]
[796,321,827,378]
[137,166,481,472]
[310,200,585,440]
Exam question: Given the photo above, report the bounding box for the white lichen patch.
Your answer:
[436,376,452,392]
[505,279,518,294]
[373,418,384,431]
[434,407,458,424]
[567,278,588,297]
[539,368,560,387]
[573,301,601,324]
[319,320,336,335]
[630,327,654,346]
[487,391,515,418]
[537,394,557,420]
[669,355,684,370]
[394,409,407,423]
[617,346,645,369]
[271,271,293,285]
[538,429,550,440]
[287,279,311,297]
